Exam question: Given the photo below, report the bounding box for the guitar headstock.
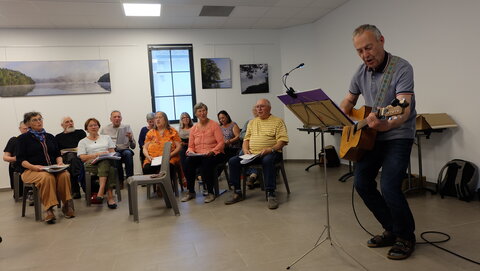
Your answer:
[377,99,409,118]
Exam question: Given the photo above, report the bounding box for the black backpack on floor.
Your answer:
[437,159,479,202]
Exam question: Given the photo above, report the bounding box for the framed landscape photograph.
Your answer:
[0,59,111,97]
[240,63,269,94]
[201,58,232,89]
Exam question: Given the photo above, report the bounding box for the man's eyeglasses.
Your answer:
[30,118,43,122]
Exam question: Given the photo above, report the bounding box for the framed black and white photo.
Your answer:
[240,64,269,94]
[0,59,111,97]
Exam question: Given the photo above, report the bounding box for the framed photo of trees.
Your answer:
[240,64,269,94]
[200,58,232,89]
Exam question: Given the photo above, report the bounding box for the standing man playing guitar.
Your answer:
[340,24,417,260]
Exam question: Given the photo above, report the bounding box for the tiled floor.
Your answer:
[0,161,479,271]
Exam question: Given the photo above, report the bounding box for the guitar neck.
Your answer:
[356,119,368,130]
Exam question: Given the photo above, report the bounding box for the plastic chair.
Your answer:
[22,182,42,221]
[13,171,22,202]
[127,142,180,222]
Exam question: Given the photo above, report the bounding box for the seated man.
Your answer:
[3,121,28,199]
[55,117,87,199]
[101,110,136,186]
[225,98,289,209]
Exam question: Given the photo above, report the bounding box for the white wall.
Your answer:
[280,0,480,182]
[2,0,480,188]
[0,28,283,188]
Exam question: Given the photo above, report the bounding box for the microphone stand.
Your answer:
[282,63,304,98]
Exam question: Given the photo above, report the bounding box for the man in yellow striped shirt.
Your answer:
[225,99,288,209]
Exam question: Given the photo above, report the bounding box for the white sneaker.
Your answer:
[181,192,196,202]
[204,193,216,203]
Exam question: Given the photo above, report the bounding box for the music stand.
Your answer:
[278,89,353,269]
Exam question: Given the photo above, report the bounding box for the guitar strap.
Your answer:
[371,55,399,113]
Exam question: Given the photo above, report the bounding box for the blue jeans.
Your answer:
[354,139,415,240]
[229,151,281,192]
[116,149,134,182]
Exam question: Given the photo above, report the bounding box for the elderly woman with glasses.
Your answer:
[16,112,75,224]
[181,103,225,203]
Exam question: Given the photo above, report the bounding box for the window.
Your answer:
[148,44,196,123]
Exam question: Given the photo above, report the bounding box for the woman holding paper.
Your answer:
[142,111,181,178]
[16,112,75,224]
[77,118,118,209]
[181,103,225,203]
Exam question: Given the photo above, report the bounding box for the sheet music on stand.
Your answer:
[278,88,353,129]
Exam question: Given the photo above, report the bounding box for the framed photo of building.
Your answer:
[200,58,232,89]
[240,64,269,94]
[0,59,111,97]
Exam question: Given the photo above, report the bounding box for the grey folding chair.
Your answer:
[127,142,180,222]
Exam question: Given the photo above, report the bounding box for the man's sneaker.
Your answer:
[225,192,243,205]
[367,231,396,248]
[181,192,196,202]
[267,195,278,209]
[204,193,216,203]
[387,238,416,260]
[62,200,75,219]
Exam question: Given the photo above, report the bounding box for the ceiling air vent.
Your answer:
[199,6,235,17]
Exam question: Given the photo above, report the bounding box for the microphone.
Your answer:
[283,63,305,98]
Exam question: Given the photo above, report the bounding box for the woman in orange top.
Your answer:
[181,102,225,204]
[142,111,181,178]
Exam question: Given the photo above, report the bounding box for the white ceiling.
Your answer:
[0,0,349,29]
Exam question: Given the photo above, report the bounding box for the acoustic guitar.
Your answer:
[339,99,409,162]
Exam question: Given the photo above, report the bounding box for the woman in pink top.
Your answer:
[181,102,225,203]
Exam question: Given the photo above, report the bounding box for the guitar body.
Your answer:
[340,106,377,162]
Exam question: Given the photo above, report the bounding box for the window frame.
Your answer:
[147,44,197,123]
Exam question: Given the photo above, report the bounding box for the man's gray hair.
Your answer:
[193,102,208,113]
[146,112,155,120]
[61,116,71,124]
[18,121,25,127]
[353,24,382,41]
[111,110,121,116]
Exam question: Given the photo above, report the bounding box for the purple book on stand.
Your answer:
[278,88,353,128]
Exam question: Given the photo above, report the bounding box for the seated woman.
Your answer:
[138,112,155,169]
[16,112,75,224]
[217,110,241,161]
[142,111,182,182]
[178,112,193,186]
[77,118,118,209]
[181,103,225,203]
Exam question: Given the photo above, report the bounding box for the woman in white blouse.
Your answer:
[77,118,118,209]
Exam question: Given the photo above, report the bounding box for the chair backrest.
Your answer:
[160,141,172,179]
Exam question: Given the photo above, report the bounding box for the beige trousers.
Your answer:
[21,170,72,211]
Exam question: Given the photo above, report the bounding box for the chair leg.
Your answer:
[115,171,122,202]
[14,172,21,202]
[127,181,133,215]
[22,187,28,217]
[85,173,92,206]
[279,164,290,194]
[33,187,42,221]
[131,183,139,222]
[161,181,180,216]
[241,168,247,199]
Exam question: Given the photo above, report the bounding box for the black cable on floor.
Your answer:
[350,183,480,265]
